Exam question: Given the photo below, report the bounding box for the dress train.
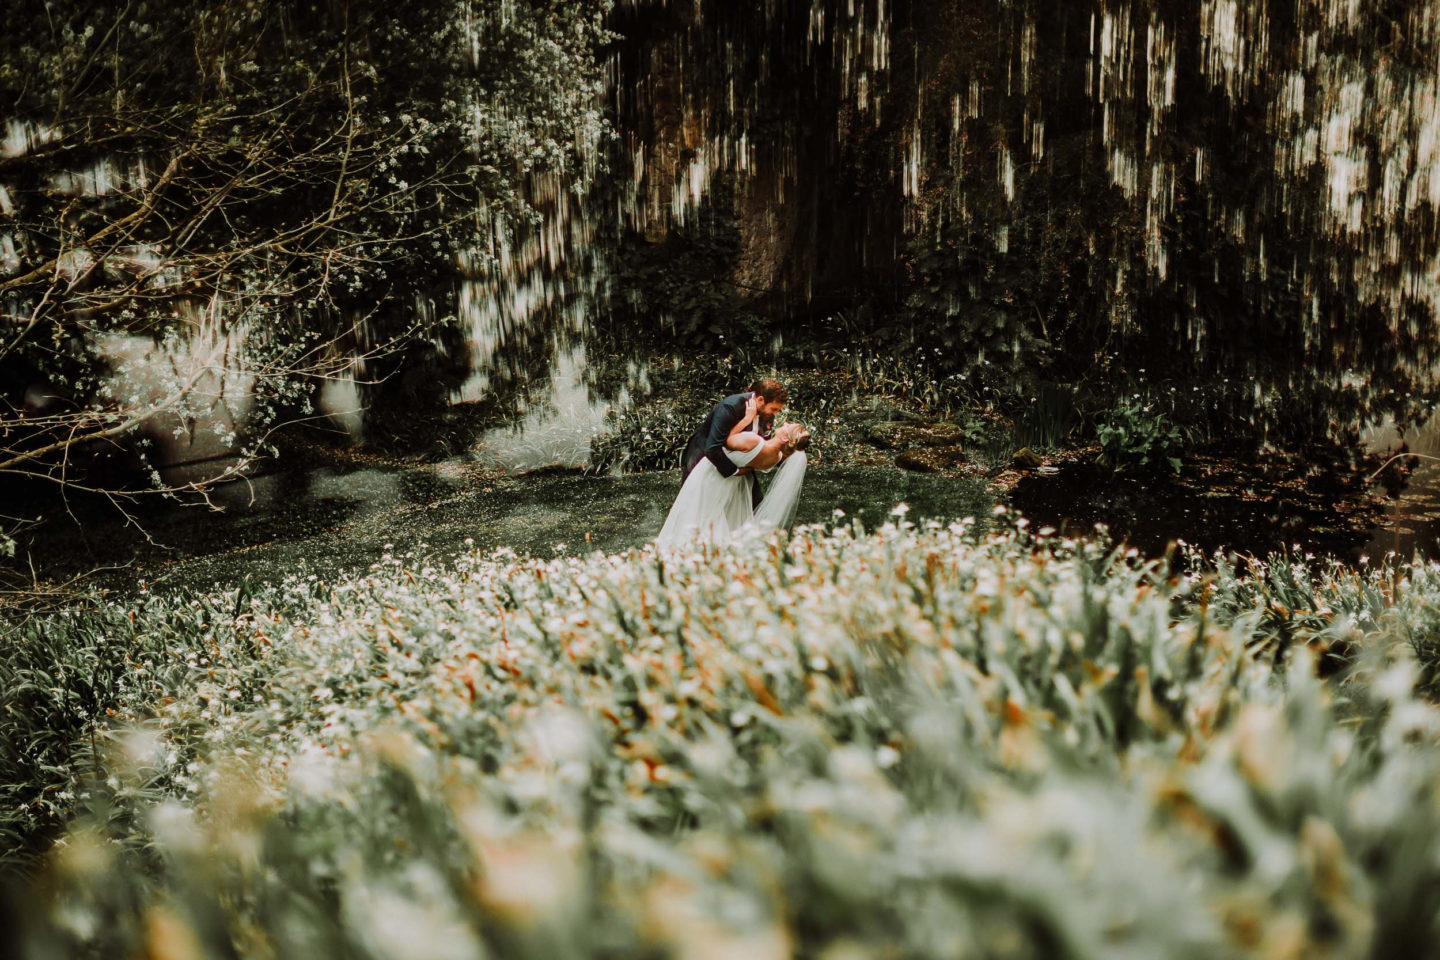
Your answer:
[753,450,806,532]
[655,449,807,547]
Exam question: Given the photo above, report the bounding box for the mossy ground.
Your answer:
[8,351,1408,604]
[28,464,993,599]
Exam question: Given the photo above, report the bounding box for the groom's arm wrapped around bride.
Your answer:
[680,392,772,506]
[681,392,750,479]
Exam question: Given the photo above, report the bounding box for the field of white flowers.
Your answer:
[6,517,1440,958]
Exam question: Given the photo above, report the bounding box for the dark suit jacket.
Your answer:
[681,392,773,509]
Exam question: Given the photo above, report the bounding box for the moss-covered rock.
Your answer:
[896,446,967,473]
[1012,447,1044,470]
[866,421,968,450]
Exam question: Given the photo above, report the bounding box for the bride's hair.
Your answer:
[791,433,811,452]
[750,378,787,404]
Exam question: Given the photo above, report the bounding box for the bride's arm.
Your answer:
[744,424,802,470]
[726,394,760,451]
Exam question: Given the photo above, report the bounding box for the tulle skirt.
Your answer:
[753,450,806,532]
[656,450,807,548]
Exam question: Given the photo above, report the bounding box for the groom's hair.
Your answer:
[750,378,787,404]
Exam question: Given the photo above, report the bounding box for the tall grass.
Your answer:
[0,582,285,869]
[1012,382,1081,452]
[6,526,1440,957]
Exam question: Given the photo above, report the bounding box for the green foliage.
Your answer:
[0,579,295,868]
[597,177,771,354]
[832,340,985,418]
[0,0,613,484]
[1096,396,1185,473]
[584,352,751,473]
[902,229,1056,383]
[1013,382,1082,452]
[8,527,1440,957]
[591,0,1440,447]
[588,400,695,472]
[583,352,974,474]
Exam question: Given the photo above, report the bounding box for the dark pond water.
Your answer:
[1009,457,1381,563]
[1010,418,1440,564]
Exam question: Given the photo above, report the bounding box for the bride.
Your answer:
[657,394,809,547]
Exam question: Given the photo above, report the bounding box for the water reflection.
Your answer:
[471,345,618,474]
[100,321,254,481]
[1365,413,1440,560]
[317,375,365,440]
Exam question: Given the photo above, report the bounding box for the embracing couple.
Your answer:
[656,378,811,547]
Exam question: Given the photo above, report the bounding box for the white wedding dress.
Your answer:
[656,443,808,547]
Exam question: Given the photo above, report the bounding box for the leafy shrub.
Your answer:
[588,400,697,473]
[1096,396,1185,472]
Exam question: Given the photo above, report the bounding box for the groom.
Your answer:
[681,378,787,509]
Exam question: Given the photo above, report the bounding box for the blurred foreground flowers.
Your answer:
[6,522,1440,958]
